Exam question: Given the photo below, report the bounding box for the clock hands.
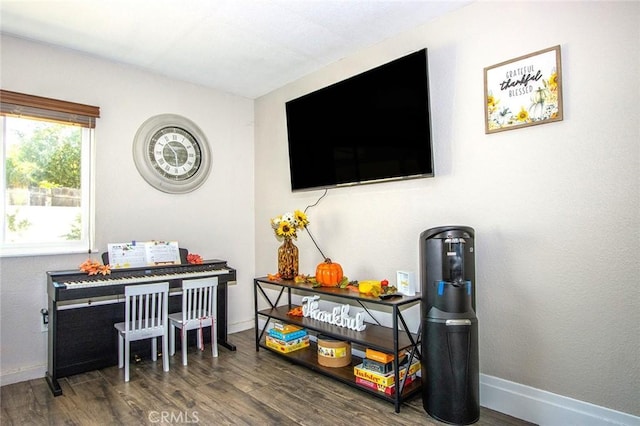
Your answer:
[165,142,180,166]
[164,140,188,167]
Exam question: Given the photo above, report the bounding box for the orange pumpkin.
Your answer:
[315,258,344,287]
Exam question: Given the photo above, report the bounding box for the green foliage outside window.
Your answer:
[3,118,86,247]
[5,122,81,189]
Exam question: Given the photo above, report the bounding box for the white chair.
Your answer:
[114,282,169,382]
[169,277,218,365]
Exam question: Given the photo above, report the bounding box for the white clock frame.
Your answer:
[133,114,212,194]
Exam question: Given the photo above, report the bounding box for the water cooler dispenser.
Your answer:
[420,226,479,424]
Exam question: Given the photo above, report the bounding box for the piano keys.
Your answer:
[45,259,237,396]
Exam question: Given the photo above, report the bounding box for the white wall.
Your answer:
[0,36,256,384]
[255,0,639,418]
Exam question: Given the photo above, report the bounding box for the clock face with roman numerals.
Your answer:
[133,114,212,194]
[148,126,202,181]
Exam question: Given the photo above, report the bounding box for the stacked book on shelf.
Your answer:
[353,348,421,396]
[265,323,310,354]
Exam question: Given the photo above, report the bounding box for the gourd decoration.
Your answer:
[315,258,344,287]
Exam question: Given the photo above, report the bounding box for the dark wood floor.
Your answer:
[1,329,534,425]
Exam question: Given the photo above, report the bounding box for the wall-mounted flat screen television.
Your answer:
[285,48,433,192]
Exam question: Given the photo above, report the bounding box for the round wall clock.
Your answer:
[133,114,212,194]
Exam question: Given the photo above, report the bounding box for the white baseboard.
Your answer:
[0,364,46,387]
[228,319,255,334]
[480,374,640,426]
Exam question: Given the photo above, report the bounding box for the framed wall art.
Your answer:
[484,45,563,134]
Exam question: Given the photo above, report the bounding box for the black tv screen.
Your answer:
[285,48,433,191]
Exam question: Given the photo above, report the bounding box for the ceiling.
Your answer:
[0,0,472,99]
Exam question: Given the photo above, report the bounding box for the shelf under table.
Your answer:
[258,338,422,403]
[258,305,418,353]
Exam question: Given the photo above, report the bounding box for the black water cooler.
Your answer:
[420,226,479,424]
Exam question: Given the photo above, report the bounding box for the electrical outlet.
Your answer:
[40,308,48,333]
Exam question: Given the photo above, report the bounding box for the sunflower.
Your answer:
[271,209,309,240]
[516,107,529,122]
[277,221,296,238]
[294,210,309,227]
[487,94,499,109]
[548,71,558,91]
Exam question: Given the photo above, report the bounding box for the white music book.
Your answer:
[107,241,181,268]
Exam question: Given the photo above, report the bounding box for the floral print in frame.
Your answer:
[484,45,563,134]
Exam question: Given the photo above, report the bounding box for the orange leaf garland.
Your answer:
[79,259,111,276]
[187,253,203,264]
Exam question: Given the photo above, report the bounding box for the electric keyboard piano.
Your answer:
[46,259,237,396]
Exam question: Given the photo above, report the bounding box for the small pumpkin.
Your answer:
[315,258,344,287]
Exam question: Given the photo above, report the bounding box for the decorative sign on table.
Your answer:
[484,45,563,134]
[301,295,366,331]
[107,240,181,268]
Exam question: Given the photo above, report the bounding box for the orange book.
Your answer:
[365,348,405,364]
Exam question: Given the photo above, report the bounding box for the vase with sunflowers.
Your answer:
[271,210,309,279]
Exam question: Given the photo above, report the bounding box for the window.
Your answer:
[0,90,100,256]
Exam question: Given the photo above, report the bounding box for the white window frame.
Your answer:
[0,91,99,257]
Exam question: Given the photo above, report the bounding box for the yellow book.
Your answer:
[353,359,421,387]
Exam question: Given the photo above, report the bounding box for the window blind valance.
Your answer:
[0,89,100,128]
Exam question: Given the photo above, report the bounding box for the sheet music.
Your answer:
[107,242,147,268]
[107,241,181,268]
[146,241,181,265]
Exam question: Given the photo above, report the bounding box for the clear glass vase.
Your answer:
[278,238,299,280]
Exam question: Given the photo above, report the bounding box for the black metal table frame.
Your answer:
[254,277,422,413]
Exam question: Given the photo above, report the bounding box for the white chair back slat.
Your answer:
[139,294,145,330]
[149,294,154,329]
[193,289,200,320]
[204,287,213,319]
[186,288,194,321]
[196,287,206,319]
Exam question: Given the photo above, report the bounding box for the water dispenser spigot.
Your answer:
[445,237,466,285]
